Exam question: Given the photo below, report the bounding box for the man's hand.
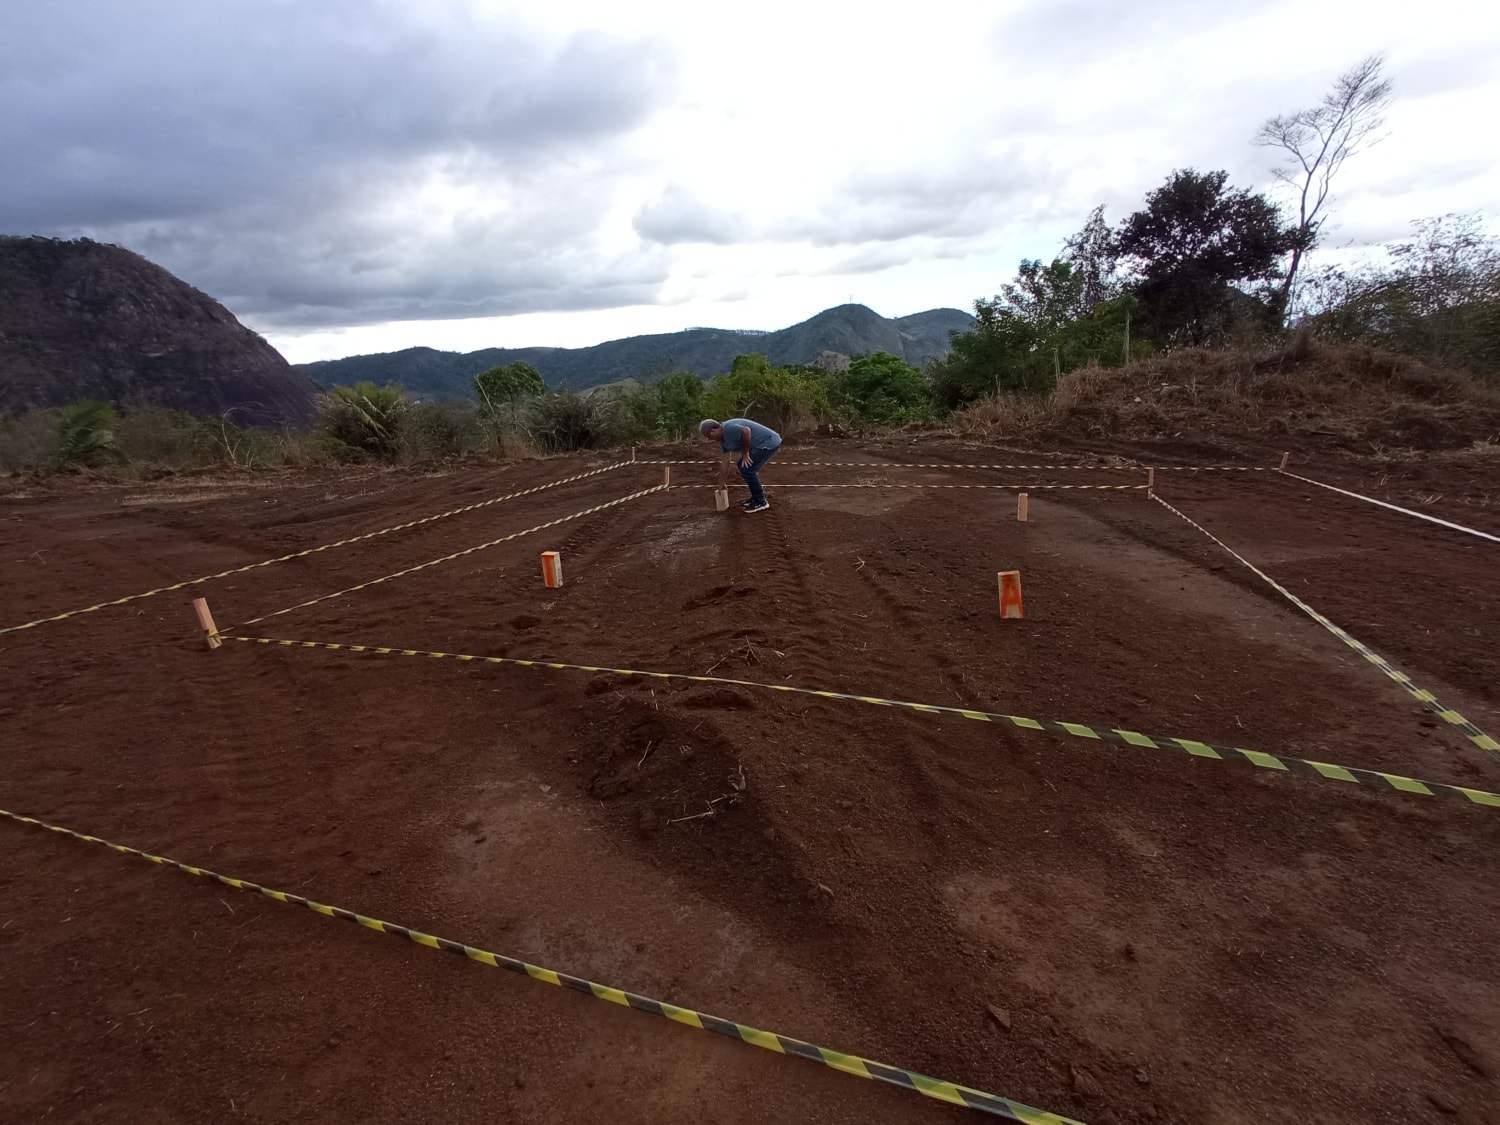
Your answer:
[738,450,753,468]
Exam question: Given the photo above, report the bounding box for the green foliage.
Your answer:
[1115,168,1298,346]
[474,362,545,410]
[525,392,611,452]
[53,400,121,466]
[830,352,932,426]
[703,354,829,433]
[1303,213,1500,377]
[397,401,487,462]
[655,371,707,439]
[320,381,409,460]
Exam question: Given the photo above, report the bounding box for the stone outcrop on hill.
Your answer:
[0,236,318,426]
[298,303,976,400]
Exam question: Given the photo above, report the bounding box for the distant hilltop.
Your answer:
[296,304,977,400]
[0,236,318,426]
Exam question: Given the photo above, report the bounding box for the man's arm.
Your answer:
[738,425,754,467]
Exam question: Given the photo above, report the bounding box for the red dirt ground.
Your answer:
[2,437,1498,1124]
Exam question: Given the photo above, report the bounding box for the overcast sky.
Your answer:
[3,0,1496,363]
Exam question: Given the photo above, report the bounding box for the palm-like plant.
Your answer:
[53,400,122,466]
[322,382,409,458]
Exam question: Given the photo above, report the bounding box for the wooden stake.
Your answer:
[714,488,730,512]
[631,445,636,463]
[1017,492,1028,522]
[1147,467,1155,491]
[192,597,222,649]
[541,551,563,588]
[1278,452,1290,471]
[663,466,671,489]
[997,571,1024,619]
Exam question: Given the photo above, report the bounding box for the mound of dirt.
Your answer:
[955,337,1500,453]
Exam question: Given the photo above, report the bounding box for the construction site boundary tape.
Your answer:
[1151,493,1500,763]
[0,808,1080,1125]
[1279,470,1500,545]
[0,462,626,638]
[685,483,1148,491]
[239,483,666,627]
[634,459,1272,472]
[222,635,1500,812]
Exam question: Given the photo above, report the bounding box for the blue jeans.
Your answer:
[737,443,780,505]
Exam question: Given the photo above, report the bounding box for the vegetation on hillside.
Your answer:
[4,55,1496,476]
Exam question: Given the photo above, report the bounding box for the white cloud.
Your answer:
[1,0,1496,362]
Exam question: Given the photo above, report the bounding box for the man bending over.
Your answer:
[699,417,782,513]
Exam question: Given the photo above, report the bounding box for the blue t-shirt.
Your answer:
[720,418,782,454]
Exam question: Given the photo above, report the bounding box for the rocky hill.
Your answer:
[298,303,975,399]
[0,236,318,426]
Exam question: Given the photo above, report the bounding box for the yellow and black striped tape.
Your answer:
[635,459,1270,472]
[686,483,1148,491]
[1152,494,1500,764]
[0,462,625,638]
[0,807,1081,1125]
[239,484,666,627]
[224,635,1500,812]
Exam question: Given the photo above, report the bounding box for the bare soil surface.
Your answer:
[2,439,1498,1124]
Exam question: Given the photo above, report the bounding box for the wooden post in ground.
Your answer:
[192,597,221,649]
[663,466,671,489]
[715,489,730,511]
[541,551,563,588]
[1017,492,1028,522]
[631,445,636,463]
[1278,452,1290,471]
[998,571,1024,619]
[1147,467,1155,492]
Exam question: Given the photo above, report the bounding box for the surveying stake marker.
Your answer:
[663,466,672,489]
[192,597,222,649]
[541,551,563,589]
[998,571,1024,619]
[1279,452,1290,471]
[715,488,731,512]
[1146,467,1155,492]
[1017,492,1029,522]
[631,445,637,463]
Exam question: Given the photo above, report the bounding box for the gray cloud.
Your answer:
[633,185,748,245]
[0,1,677,327]
[782,149,1052,248]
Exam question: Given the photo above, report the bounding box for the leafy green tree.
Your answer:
[474,361,545,411]
[1115,168,1298,345]
[321,381,409,459]
[703,354,829,432]
[655,371,707,439]
[53,400,121,466]
[1062,205,1123,314]
[832,352,932,425]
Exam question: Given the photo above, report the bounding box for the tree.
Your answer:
[1062,205,1123,314]
[322,381,409,459]
[1302,213,1500,374]
[831,352,932,426]
[1115,169,1298,346]
[655,371,706,439]
[474,361,545,411]
[1255,54,1392,318]
[53,400,121,466]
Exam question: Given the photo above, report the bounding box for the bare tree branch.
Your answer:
[1254,53,1393,321]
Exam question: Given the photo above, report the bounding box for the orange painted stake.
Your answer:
[192,597,222,649]
[997,571,1024,619]
[1017,492,1028,522]
[541,551,563,589]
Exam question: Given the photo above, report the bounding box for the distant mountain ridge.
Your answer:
[297,304,976,399]
[0,236,318,426]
